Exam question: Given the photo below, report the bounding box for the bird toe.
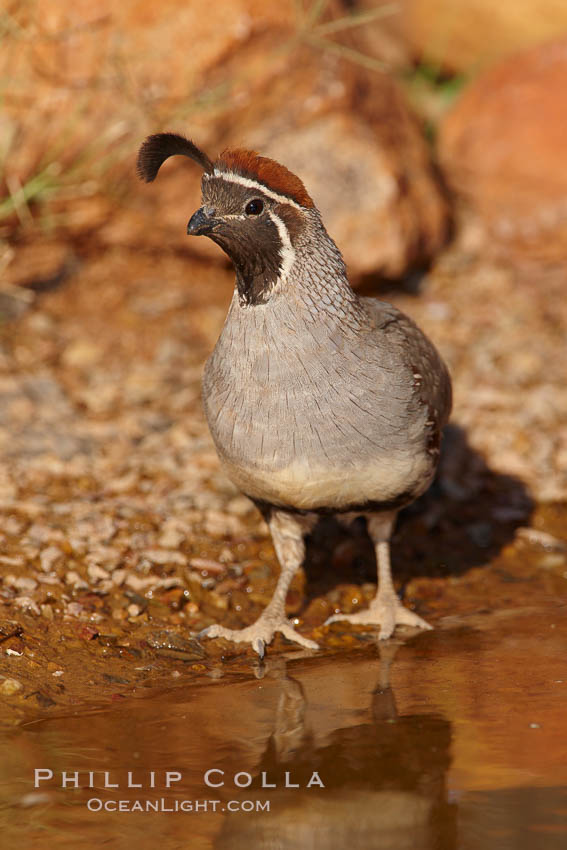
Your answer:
[325,596,432,640]
[197,617,318,655]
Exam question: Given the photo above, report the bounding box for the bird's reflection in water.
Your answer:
[216,642,456,849]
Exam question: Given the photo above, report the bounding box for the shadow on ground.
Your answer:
[304,424,533,598]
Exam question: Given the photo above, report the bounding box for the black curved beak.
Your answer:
[187,206,217,236]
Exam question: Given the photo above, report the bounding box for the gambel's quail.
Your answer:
[137,133,452,657]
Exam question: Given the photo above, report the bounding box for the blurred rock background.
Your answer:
[3,0,567,276]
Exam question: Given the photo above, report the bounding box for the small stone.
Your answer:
[1,678,23,695]
[85,546,122,570]
[65,571,89,590]
[66,602,84,618]
[156,577,183,589]
[106,473,139,494]
[157,527,186,549]
[194,492,225,511]
[203,511,244,538]
[124,574,159,592]
[0,555,25,567]
[538,554,566,570]
[36,574,61,586]
[127,604,142,617]
[189,558,226,574]
[40,546,65,572]
[87,564,109,584]
[4,517,24,535]
[10,576,38,593]
[61,340,102,369]
[517,527,567,552]
[13,597,40,615]
[110,569,127,586]
[145,549,187,567]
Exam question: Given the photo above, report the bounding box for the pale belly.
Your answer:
[217,449,433,511]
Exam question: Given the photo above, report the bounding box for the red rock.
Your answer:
[439,39,567,261]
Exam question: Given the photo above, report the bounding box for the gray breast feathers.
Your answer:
[202,292,450,511]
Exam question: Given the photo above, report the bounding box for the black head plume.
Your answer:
[136,133,214,182]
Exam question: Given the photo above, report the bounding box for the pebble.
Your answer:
[40,546,65,572]
[4,517,24,535]
[203,511,244,538]
[36,574,62,586]
[517,527,567,552]
[86,546,122,570]
[13,597,40,615]
[110,569,127,586]
[0,555,25,567]
[189,558,226,574]
[87,564,110,584]
[1,678,23,695]
[157,527,186,549]
[124,574,159,592]
[61,340,102,369]
[145,549,187,566]
[5,575,37,593]
[537,553,566,570]
[65,571,89,589]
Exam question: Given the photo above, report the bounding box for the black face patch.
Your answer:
[199,176,300,306]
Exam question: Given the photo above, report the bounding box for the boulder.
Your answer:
[438,38,567,261]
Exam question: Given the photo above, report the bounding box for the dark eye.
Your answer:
[245,198,264,216]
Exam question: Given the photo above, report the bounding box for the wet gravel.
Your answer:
[0,235,566,724]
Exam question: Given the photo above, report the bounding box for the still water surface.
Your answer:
[1,608,566,849]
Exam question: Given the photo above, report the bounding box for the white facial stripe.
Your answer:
[268,211,296,283]
[204,169,303,211]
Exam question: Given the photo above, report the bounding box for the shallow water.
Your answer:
[1,607,566,849]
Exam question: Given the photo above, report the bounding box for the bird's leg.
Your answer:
[200,510,318,658]
[325,511,432,640]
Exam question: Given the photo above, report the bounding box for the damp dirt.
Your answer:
[0,236,566,847]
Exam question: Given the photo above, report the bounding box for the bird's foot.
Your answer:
[199,614,318,659]
[325,592,432,641]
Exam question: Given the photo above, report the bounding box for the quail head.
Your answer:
[137,133,452,658]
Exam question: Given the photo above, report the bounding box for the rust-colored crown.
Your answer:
[216,149,314,209]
